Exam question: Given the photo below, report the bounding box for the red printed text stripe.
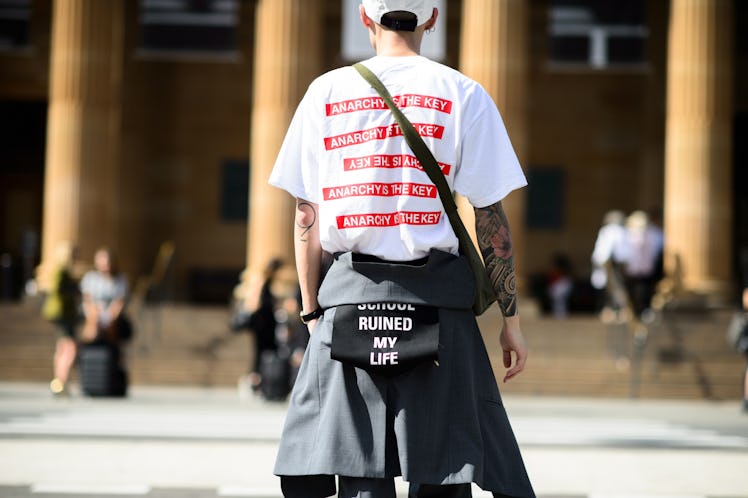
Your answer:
[343,154,451,175]
[324,123,444,150]
[323,182,437,200]
[326,94,453,116]
[336,211,442,229]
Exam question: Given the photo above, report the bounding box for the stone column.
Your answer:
[244,0,322,289]
[39,0,124,286]
[663,0,733,295]
[458,0,529,289]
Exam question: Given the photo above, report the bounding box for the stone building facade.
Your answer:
[0,0,745,306]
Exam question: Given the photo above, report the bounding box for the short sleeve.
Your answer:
[80,272,94,296]
[453,88,527,209]
[268,86,321,203]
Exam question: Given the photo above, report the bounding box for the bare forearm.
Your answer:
[82,296,97,319]
[108,298,125,322]
[475,200,518,317]
[294,198,322,313]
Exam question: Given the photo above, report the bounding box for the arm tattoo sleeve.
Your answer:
[296,201,317,242]
[475,201,518,316]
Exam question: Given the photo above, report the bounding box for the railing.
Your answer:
[600,260,649,398]
[601,254,733,399]
[128,241,176,352]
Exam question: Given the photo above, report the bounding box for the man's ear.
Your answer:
[359,4,373,28]
[423,7,439,30]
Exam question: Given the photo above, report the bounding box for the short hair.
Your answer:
[380,10,418,31]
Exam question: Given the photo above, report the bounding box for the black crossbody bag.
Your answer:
[330,299,440,377]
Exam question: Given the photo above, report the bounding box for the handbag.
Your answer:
[353,63,497,315]
[115,315,134,342]
[330,301,440,377]
[727,312,748,354]
[42,293,63,322]
[230,308,258,333]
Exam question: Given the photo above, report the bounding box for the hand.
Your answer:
[306,318,318,335]
[82,320,98,343]
[499,314,527,383]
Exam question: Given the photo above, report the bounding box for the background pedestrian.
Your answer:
[42,241,80,396]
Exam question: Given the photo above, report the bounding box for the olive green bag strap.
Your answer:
[353,62,496,315]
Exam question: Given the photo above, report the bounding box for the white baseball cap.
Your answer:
[362,0,436,31]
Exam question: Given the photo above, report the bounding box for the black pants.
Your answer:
[281,475,513,498]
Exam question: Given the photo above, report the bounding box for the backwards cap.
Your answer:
[362,0,435,31]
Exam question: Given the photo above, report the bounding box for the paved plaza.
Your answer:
[0,382,746,498]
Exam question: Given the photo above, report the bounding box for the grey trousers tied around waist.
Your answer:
[274,249,535,498]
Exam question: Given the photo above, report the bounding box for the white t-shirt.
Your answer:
[269,55,526,261]
[80,271,128,327]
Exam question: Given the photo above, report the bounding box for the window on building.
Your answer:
[548,0,647,69]
[220,159,249,222]
[526,168,565,229]
[139,0,239,59]
[0,0,30,51]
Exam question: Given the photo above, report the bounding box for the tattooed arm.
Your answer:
[475,200,518,316]
[294,198,322,332]
[475,200,527,381]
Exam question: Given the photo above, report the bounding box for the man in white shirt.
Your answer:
[590,210,629,290]
[269,2,534,497]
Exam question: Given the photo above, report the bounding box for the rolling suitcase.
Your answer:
[79,342,128,397]
[259,350,290,401]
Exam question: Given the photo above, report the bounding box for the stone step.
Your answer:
[1,302,744,399]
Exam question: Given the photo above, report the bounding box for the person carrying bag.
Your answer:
[267,1,534,496]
